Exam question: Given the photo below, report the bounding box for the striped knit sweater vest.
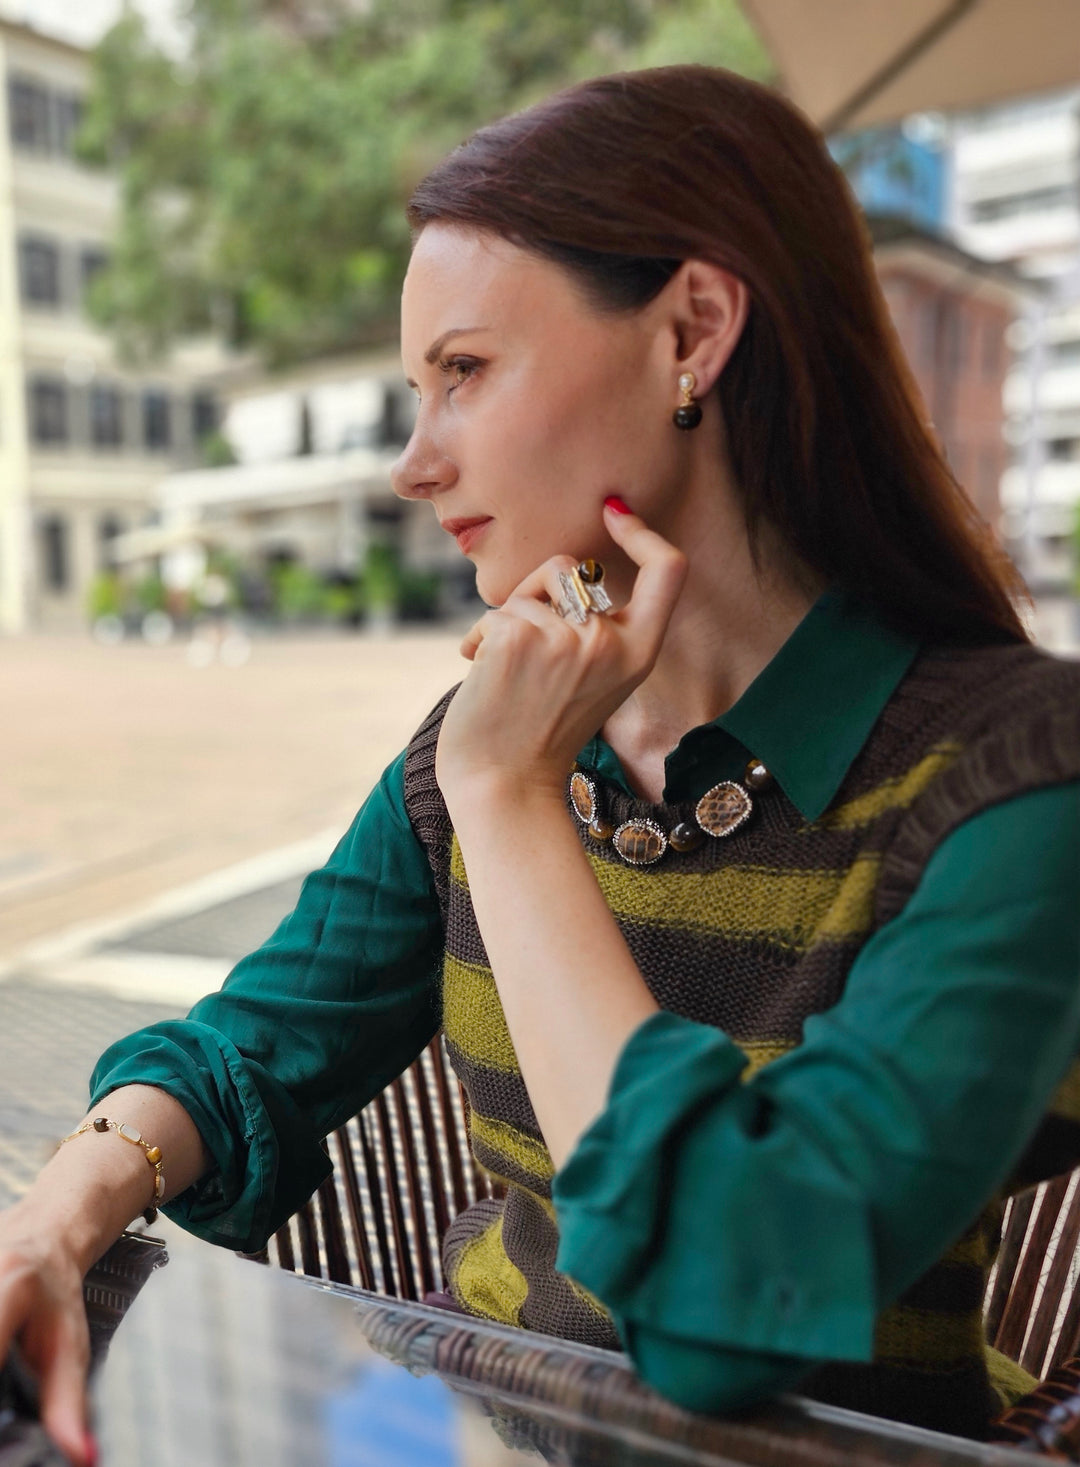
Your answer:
[402,641,1080,1437]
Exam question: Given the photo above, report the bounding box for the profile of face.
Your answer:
[393,225,717,607]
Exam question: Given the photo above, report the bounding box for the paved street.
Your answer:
[0,628,464,1205]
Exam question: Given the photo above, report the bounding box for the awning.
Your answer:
[739,0,1080,132]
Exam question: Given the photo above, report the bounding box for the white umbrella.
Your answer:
[740,0,1080,132]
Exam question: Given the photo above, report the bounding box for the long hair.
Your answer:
[408,65,1028,645]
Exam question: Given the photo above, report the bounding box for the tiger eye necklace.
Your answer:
[568,758,775,867]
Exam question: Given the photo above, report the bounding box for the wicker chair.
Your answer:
[252,1036,1080,1448]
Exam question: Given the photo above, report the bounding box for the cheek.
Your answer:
[480,363,655,506]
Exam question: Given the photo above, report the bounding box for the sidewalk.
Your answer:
[0,838,319,1209]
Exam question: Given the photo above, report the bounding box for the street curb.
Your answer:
[0,828,340,1001]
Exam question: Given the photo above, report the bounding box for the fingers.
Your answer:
[459,596,565,662]
[602,499,687,656]
[1,1249,93,1466]
[36,1315,92,1466]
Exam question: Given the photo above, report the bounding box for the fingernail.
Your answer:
[84,1431,99,1467]
[604,495,632,515]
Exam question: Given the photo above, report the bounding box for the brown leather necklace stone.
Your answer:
[695,780,753,839]
[568,758,772,867]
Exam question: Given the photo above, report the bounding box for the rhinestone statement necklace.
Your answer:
[568,759,774,867]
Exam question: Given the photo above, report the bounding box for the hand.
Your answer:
[0,1202,94,1465]
[436,501,687,820]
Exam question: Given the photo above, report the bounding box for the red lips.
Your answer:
[441,516,493,553]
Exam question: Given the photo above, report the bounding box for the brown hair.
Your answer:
[408,65,1029,645]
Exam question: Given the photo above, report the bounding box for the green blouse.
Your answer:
[90,595,1080,1410]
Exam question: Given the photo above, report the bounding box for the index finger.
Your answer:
[602,500,687,654]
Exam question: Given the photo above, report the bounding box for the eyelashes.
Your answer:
[438,355,481,393]
[409,355,482,404]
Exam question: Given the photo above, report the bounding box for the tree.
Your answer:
[78,0,769,365]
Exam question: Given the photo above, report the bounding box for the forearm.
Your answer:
[11,1085,210,1274]
[453,786,658,1167]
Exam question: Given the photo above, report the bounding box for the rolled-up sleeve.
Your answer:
[553,781,1080,1412]
[89,750,444,1253]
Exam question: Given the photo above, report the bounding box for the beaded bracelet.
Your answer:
[58,1116,165,1224]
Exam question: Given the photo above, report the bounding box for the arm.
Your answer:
[1,748,444,1462]
[87,749,444,1250]
[0,1084,207,1465]
[550,780,1079,1409]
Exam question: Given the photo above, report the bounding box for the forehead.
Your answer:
[401,225,581,349]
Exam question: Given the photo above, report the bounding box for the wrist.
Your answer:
[443,769,568,833]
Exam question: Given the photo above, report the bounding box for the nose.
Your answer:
[391,421,458,502]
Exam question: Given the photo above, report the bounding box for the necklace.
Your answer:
[568,758,774,866]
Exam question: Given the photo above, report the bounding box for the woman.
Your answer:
[2,65,1078,1464]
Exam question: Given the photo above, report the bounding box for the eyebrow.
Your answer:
[404,326,491,386]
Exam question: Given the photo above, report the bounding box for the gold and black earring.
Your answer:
[673,371,702,431]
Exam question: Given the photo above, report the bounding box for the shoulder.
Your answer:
[400,686,461,895]
[875,643,1080,924]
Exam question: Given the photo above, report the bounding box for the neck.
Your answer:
[602,460,821,789]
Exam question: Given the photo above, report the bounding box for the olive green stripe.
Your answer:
[447,851,881,951]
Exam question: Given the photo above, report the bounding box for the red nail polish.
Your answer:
[604,495,632,515]
[84,1431,99,1467]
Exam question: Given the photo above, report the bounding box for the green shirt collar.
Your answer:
[579,592,920,822]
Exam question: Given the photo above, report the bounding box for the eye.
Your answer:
[439,356,481,393]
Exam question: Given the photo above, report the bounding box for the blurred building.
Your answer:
[0,17,227,634]
[949,87,1080,589]
[870,216,1027,533]
[142,353,474,614]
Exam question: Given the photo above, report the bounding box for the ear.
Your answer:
[663,260,749,394]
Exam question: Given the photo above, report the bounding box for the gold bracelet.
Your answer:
[58,1116,165,1223]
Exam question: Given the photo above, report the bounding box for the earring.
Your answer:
[673,372,702,431]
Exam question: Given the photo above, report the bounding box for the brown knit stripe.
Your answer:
[500,1185,620,1347]
[444,1036,542,1137]
[894,1259,988,1316]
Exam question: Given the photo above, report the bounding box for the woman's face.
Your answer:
[393,225,686,606]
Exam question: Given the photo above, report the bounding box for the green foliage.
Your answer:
[199,429,238,467]
[361,541,403,612]
[78,0,769,365]
[86,571,125,620]
[270,561,332,620]
[133,571,168,613]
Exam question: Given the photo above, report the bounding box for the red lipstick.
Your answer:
[441,516,493,553]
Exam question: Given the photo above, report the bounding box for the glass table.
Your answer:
[73,1228,1040,1467]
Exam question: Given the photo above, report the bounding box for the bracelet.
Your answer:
[58,1116,165,1223]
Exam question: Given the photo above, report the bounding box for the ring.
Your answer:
[554,560,613,624]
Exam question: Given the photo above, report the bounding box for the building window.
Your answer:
[29,377,68,445]
[143,390,171,450]
[8,75,51,151]
[971,186,1077,223]
[39,515,70,591]
[80,246,110,296]
[98,514,125,569]
[18,235,61,307]
[1048,437,1079,462]
[90,384,124,449]
[192,391,218,441]
[53,92,83,157]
